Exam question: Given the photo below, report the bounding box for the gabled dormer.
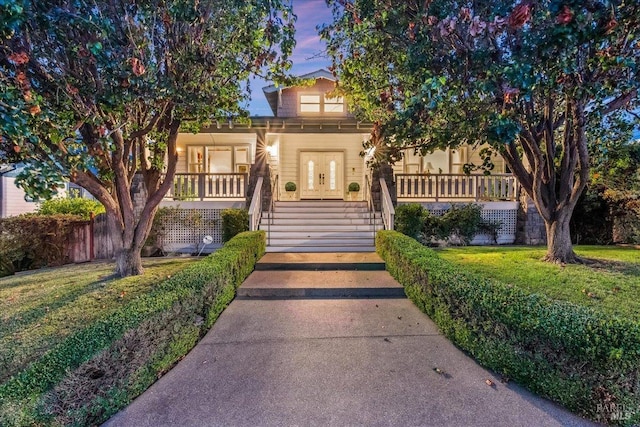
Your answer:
[262,69,351,118]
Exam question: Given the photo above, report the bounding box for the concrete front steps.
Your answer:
[237,252,406,299]
[261,201,383,253]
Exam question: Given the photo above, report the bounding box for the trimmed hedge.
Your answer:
[0,231,265,426]
[376,231,640,426]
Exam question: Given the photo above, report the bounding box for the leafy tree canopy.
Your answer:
[322,0,639,263]
[1,0,295,276]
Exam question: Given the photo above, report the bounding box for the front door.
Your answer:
[300,152,344,199]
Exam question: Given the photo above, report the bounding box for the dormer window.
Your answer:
[324,96,344,113]
[300,95,321,113]
[299,94,345,114]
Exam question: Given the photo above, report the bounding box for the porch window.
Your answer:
[187,146,205,173]
[186,145,251,174]
[207,147,232,173]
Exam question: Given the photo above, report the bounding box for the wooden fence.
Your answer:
[92,213,114,259]
[66,220,93,263]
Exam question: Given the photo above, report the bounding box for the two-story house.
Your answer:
[158,70,520,253]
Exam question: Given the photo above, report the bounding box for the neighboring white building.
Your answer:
[0,164,38,218]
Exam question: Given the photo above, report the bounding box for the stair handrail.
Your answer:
[364,173,373,225]
[270,174,278,225]
[268,174,278,246]
[248,176,264,232]
[379,177,395,230]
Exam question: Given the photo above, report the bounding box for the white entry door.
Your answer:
[300,152,344,199]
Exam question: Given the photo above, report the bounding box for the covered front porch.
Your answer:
[154,120,521,253]
[162,171,519,203]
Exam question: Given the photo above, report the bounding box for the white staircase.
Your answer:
[260,201,383,253]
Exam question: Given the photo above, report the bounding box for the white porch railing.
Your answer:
[248,176,264,231]
[165,173,248,200]
[396,173,518,201]
[380,178,395,230]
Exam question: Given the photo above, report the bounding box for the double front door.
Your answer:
[300,152,344,199]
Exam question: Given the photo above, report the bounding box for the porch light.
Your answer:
[266,142,278,157]
[364,146,376,160]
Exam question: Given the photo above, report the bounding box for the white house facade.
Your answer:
[158,70,521,253]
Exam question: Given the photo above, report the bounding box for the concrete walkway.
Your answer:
[104,253,595,427]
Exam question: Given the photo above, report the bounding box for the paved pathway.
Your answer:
[104,253,595,427]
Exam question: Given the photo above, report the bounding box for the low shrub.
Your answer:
[438,203,485,245]
[394,203,428,239]
[37,197,105,220]
[221,208,249,242]
[395,203,501,245]
[0,214,86,276]
[376,230,640,426]
[0,231,266,426]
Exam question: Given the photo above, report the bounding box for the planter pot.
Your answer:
[348,192,359,201]
[285,191,296,200]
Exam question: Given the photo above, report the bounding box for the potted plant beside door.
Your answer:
[348,182,360,201]
[284,181,296,200]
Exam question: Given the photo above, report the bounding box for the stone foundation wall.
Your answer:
[516,194,547,245]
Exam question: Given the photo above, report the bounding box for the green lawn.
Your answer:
[0,258,198,383]
[437,245,640,321]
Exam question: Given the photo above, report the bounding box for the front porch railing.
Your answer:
[165,173,248,200]
[396,173,518,201]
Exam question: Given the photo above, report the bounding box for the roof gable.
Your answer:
[262,69,337,116]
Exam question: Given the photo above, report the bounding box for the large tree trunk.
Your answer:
[74,119,179,278]
[501,96,590,264]
[115,248,144,276]
[543,213,580,263]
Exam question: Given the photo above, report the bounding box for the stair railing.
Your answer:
[248,176,263,232]
[268,174,278,246]
[379,177,395,230]
[364,173,373,226]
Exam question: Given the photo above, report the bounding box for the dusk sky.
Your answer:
[248,0,334,116]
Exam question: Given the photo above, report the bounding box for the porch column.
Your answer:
[371,164,396,211]
[246,131,272,211]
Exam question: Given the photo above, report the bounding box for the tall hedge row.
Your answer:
[376,231,639,425]
[0,231,265,426]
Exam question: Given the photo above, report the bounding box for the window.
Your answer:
[324,96,344,113]
[329,160,336,190]
[186,145,251,174]
[300,95,321,113]
[299,94,345,114]
[307,160,315,189]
